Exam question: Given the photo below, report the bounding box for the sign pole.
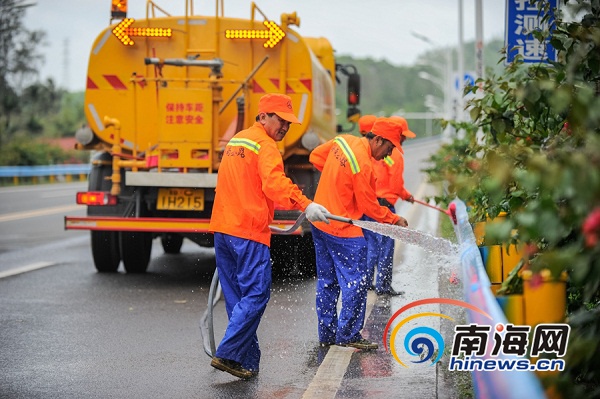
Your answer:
[457,0,465,122]
[475,0,484,88]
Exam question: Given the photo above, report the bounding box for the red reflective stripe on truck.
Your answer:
[268,78,293,93]
[253,80,265,93]
[87,77,99,89]
[103,75,128,90]
[300,78,312,91]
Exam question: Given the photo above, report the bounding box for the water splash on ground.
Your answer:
[352,219,459,255]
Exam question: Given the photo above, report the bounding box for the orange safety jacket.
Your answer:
[209,122,312,247]
[373,147,412,205]
[309,134,400,238]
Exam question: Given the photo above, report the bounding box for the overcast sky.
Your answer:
[23,0,506,92]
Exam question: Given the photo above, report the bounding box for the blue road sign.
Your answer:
[454,72,476,91]
[505,0,558,64]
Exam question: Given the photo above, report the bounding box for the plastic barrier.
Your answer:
[452,199,546,399]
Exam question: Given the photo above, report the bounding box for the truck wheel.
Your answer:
[88,152,122,272]
[161,233,184,254]
[120,231,153,273]
[91,231,121,272]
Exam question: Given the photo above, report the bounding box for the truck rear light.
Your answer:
[77,192,118,206]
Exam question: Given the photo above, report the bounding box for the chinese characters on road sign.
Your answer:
[505,0,558,64]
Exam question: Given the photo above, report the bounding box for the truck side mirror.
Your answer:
[335,63,361,132]
[347,72,360,107]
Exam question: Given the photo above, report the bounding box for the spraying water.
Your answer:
[352,219,459,255]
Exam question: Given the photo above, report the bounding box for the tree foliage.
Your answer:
[334,38,505,135]
[0,0,46,142]
[0,0,85,163]
[0,0,46,89]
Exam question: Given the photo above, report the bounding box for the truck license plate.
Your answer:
[157,188,204,211]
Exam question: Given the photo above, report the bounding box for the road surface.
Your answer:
[0,137,468,398]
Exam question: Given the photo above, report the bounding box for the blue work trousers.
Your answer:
[361,204,396,292]
[311,226,368,344]
[213,233,271,371]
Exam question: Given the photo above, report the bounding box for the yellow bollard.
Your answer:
[490,283,502,295]
[522,269,567,326]
[478,245,503,283]
[495,294,524,325]
[522,269,567,383]
[502,243,524,281]
[473,221,486,246]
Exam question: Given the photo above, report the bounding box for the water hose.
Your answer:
[200,269,222,357]
[268,212,307,234]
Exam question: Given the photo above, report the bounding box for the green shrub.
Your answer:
[424,1,600,395]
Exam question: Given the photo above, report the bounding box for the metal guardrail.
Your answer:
[0,164,91,177]
[451,199,546,399]
[0,164,90,184]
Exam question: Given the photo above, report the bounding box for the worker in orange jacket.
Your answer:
[358,115,416,296]
[209,93,329,379]
[309,117,408,350]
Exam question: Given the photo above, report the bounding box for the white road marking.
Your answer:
[301,346,355,398]
[0,204,83,223]
[0,261,57,279]
[41,190,78,198]
[302,293,377,399]
[0,182,86,194]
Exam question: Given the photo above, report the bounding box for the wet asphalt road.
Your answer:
[0,138,466,398]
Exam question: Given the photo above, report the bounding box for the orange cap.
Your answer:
[258,93,301,124]
[358,114,376,135]
[389,115,416,138]
[371,117,403,150]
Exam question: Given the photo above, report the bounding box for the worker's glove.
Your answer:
[406,195,415,204]
[305,202,330,224]
[394,217,409,227]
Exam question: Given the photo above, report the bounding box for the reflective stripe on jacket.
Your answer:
[309,134,400,238]
[209,122,312,246]
[373,147,412,205]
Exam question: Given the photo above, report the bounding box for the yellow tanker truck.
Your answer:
[65,0,361,274]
